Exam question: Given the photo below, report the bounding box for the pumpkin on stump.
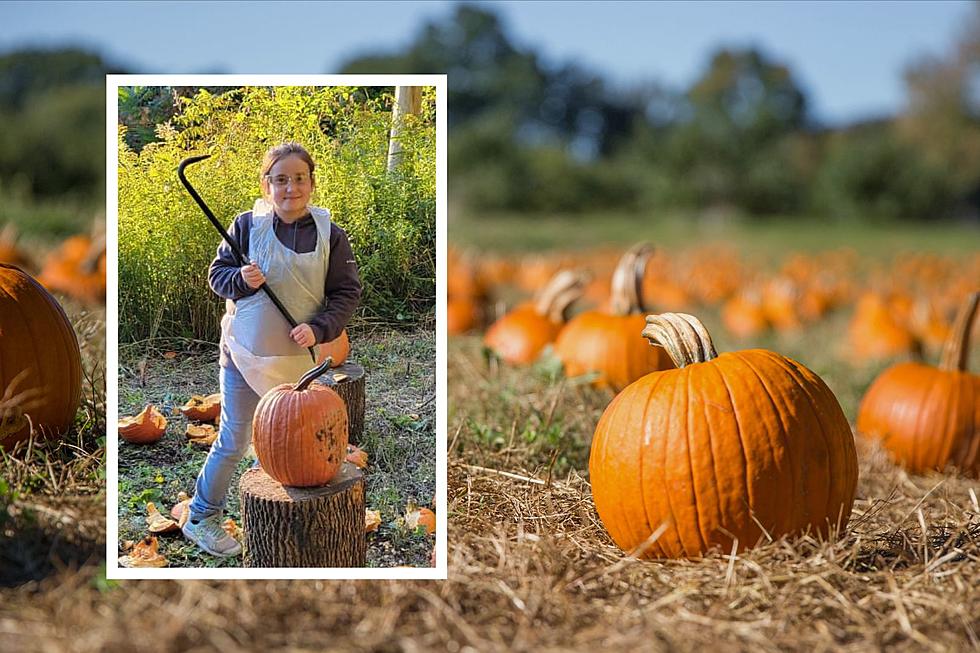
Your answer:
[589,312,858,558]
[857,292,980,476]
[484,269,586,365]
[0,264,82,449]
[555,244,674,391]
[252,358,348,487]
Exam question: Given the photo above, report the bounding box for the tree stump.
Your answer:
[318,361,366,444]
[239,463,366,568]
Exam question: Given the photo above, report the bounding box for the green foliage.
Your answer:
[811,126,954,220]
[0,48,119,202]
[118,86,436,342]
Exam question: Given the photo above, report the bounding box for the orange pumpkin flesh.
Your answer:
[0,264,83,449]
[555,244,674,391]
[590,313,858,559]
[252,359,348,487]
[857,292,979,476]
[179,393,221,422]
[484,270,585,365]
[119,404,168,444]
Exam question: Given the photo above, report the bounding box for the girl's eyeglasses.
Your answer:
[265,173,311,187]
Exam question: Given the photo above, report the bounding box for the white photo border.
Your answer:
[106,74,447,580]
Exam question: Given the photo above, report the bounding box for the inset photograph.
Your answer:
[109,77,443,577]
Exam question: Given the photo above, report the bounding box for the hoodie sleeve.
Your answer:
[308,224,362,343]
[208,212,259,301]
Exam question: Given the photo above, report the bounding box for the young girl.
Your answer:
[183,142,361,556]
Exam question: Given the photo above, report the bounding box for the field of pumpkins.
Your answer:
[446,234,979,648]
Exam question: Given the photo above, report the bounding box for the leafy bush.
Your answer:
[118,86,436,342]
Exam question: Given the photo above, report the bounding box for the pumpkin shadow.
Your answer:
[847,521,980,573]
[0,497,104,587]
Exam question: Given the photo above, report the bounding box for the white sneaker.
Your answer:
[182,515,242,557]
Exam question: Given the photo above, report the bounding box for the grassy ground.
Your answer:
[1,211,978,650]
[116,326,436,568]
[0,278,106,587]
[452,210,980,261]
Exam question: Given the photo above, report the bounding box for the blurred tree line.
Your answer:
[343,4,980,221]
[2,3,978,221]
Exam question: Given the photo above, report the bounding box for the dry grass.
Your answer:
[1,323,978,652]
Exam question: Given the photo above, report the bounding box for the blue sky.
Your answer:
[1,1,971,125]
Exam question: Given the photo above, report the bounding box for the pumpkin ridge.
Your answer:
[660,369,688,557]
[734,351,803,535]
[711,358,755,547]
[15,288,48,432]
[698,363,730,549]
[642,372,677,558]
[634,377,657,556]
[761,351,841,534]
[681,365,710,556]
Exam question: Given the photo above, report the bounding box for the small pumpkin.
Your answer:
[119,404,168,444]
[721,289,768,339]
[0,264,83,449]
[857,292,979,476]
[38,233,106,304]
[447,296,479,335]
[179,393,221,422]
[554,244,674,391]
[590,313,858,558]
[316,329,351,368]
[252,358,348,487]
[484,270,585,365]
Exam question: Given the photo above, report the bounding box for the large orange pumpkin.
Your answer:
[857,292,979,476]
[554,244,674,391]
[252,358,348,487]
[484,270,585,365]
[590,312,858,558]
[0,264,82,449]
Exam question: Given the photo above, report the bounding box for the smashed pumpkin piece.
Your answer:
[118,405,167,444]
[401,502,436,535]
[346,444,368,469]
[222,517,241,540]
[118,535,168,568]
[365,508,382,533]
[179,393,221,422]
[145,501,179,534]
[185,423,217,446]
[170,492,191,527]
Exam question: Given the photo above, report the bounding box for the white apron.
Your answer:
[221,199,331,396]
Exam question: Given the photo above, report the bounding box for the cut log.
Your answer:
[318,361,366,444]
[239,463,365,568]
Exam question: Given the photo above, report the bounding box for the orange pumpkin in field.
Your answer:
[0,264,82,449]
[484,270,585,365]
[857,292,979,476]
[590,312,858,558]
[447,296,479,335]
[38,233,106,304]
[555,244,674,391]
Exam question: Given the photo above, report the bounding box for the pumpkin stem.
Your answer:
[939,291,979,372]
[294,358,333,391]
[0,223,18,247]
[609,242,654,316]
[534,270,586,322]
[642,313,718,367]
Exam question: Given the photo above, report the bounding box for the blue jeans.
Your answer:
[188,360,259,522]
